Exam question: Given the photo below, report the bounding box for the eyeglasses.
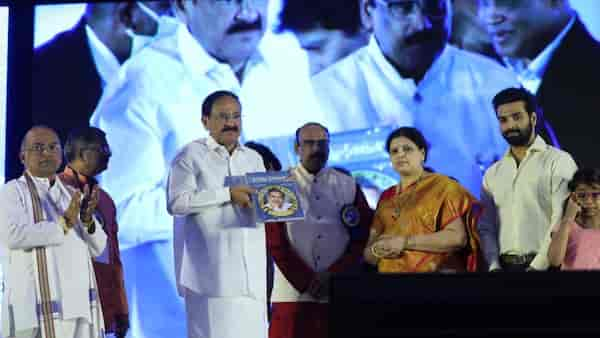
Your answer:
[213,112,242,123]
[212,0,268,8]
[24,143,61,154]
[375,0,447,20]
[82,145,112,156]
[575,191,600,200]
[478,0,528,9]
[300,139,329,148]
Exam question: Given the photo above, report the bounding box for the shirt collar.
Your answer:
[176,24,267,84]
[366,35,388,70]
[206,135,245,154]
[294,163,329,181]
[22,171,62,191]
[528,135,549,152]
[503,15,575,93]
[503,135,548,159]
[85,24,121,87]
[367,35,451,91]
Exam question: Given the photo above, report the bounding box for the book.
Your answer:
[246,171,305,223]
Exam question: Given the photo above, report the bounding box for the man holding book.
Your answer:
[266,122,374,338]
[166,90,267,338]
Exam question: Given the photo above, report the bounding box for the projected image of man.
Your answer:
[478,0,600,168]
[33,2,176,143]
[277,0,370,75]
[313,0,519,196]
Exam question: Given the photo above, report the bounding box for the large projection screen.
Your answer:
[31,2,600,338]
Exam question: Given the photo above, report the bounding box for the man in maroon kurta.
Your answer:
[59,127,129,338]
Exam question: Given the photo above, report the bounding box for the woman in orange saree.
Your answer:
[363,127,483,273]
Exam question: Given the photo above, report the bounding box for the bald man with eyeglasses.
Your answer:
[0,126,107,338]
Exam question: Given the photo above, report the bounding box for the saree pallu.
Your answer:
[372,174,483,273]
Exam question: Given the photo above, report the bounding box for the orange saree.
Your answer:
[372,174,483,273]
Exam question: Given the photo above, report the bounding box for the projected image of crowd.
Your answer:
[1,0,599,338]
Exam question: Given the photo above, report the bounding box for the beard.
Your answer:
[304,152,328,173]
[503,123,533,146]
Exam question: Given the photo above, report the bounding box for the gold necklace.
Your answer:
[393,170,425,220]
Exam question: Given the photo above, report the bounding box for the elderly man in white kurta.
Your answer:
[0,126,106,338]
[266,123,374,338]
[167,91,267,338]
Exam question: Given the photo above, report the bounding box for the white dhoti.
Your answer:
[13,318,94,338]
[184,289,267,338]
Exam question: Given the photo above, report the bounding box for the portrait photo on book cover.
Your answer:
[259,185,299,217]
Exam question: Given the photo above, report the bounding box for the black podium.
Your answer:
[330,271,600,337]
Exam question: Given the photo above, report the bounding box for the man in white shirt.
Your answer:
[32,2,175,143]
[479,87,577,272]
[167,91,267,338]
[90,1,325,336]
[267,123,373,338]
[313,0,519,196]
[478,0,600,168]
[0,126,107,338]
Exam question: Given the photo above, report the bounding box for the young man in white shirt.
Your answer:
[312,0,519,197]
[478,87,577,272]
[167,91,267,338]
[478,0,600,169]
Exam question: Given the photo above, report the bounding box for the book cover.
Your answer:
[246,171,305,223]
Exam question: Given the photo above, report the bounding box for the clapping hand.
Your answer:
[63,190,83,229]
[80,184,99,230]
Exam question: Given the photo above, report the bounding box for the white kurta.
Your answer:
[0,175,107,338]
[313,37,520,197]
[167,137,267,338]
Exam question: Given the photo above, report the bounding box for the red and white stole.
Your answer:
[23,172,59,338]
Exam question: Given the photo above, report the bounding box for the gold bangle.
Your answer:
[406,235,414,250]
[82,218,96,234]
[370,244,385,259]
